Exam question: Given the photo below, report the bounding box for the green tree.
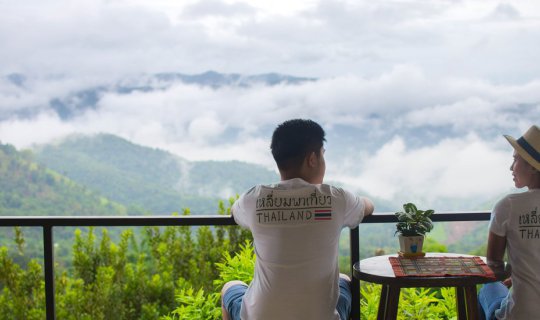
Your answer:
[0,247,45,319]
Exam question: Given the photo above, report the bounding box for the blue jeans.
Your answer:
[223,278,352,320]
[478,282,508,320]
[222,284,247,320]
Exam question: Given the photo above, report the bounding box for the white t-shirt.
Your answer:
[232,178,367,320]
[489,189,540,319]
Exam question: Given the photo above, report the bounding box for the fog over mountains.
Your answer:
[1,70,538,211]
[2,71,315,121]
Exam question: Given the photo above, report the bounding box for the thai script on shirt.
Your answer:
[255,190,332,224]
[519,207,540,239]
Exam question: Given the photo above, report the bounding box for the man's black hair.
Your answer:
[270,119,326,171]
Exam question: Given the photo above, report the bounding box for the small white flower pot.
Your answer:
[398,235,425,254]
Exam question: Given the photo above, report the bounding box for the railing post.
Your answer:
[350,227,360,320]
[43,225,55,320]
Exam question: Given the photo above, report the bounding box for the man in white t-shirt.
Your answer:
[220,119,374,320]
[478,125,540,319]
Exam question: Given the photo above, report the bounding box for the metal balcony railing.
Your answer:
[0,211,490,320]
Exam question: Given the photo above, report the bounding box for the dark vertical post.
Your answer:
[350,227,360,320]
[43,225,55,320]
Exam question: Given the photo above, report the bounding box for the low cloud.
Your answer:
[0,66,536,208]
[0,112,77,146]
[188,114,226,141]
[335,134,510,205]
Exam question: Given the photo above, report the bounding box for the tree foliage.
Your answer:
[361,284,458,320]
[0,199,252,320]
[0,213,468,320]
[0,142,131,217]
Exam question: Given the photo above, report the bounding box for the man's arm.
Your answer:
[363,198,374,217]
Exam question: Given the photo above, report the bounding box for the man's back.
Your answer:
[233,178,366,319]
[220,119,374,320]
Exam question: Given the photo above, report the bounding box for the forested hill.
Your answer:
[32,134,279,214]
[0,142,129,216]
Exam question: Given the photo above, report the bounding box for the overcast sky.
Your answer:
[1,0,539,209]
[3,0,540,80]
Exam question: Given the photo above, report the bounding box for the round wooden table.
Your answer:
[353,253,506,320]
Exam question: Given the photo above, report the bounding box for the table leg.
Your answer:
[456,287,467,320]
[377,285,388,320]
[464,285,479,320]
[377,284,400,320]
[385,286,400,320]
[456,285,479,320]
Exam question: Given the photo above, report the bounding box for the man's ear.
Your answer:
[307,151,318,168]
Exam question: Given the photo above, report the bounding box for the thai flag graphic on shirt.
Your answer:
[314,209,332,221]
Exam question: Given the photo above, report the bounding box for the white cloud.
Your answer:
[181,0,256,17]
[165,136,274,166]
[402,97,500,129]
[2,0,540,79]
[334,134,511,205]
[188,114,225,141]
[0,112,76,147]
[488,3,521,20]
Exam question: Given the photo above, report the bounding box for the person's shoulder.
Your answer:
[317,183,339,192]
[493,190,536,210]
[494,193,514,206]
[501,189,539,201]
[242,184,268,196]
[235,185,265,202]
[319,183,356,197]
[244,185,258,194]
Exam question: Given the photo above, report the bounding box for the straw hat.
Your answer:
[504,125,540,171]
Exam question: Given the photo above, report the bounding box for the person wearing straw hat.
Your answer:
[478,125,540,319]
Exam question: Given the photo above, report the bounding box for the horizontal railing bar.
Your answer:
[363,211,491,223]
[0,211,490,227]
[0,215,236,227]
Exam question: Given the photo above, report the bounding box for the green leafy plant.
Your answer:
[161,286,221,320]
[213,240,255,288]
[162,240,255,320]
[360,283,457,320]
[399,287,440,319]
[360,283,381,319]
[395,203,434,237]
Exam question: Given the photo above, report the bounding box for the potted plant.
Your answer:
[394,203,434,257]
